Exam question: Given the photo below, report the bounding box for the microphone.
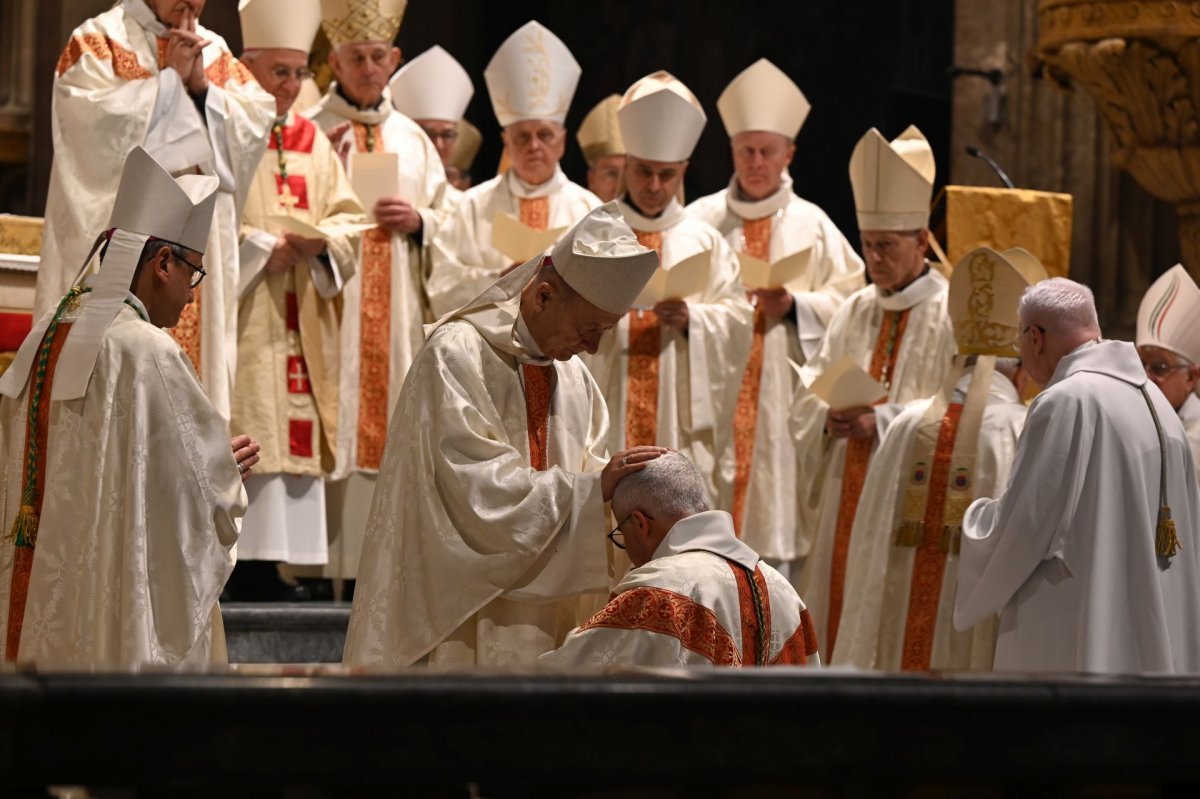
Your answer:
[966,146,1015,189]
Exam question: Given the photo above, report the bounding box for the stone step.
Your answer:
[222,602,350,664]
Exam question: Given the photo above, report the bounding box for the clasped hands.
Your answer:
[164,8,210,96]
[265,233,326,275]
[825,406,877,441]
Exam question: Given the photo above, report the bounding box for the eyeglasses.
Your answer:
[507,128,563,150]
[1011,324,1046,349]
[1142,359,1191,378]
[171,250,206,288]
[269,66,314,83]
[606,512,654,550]
[422,128,459,143]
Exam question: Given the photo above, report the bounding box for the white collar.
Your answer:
[617,197,686,233]
[1179,392,1200,426]
[1048,339,1144,390]
[876,266,945,311]
[724,173,793,220]
[650,510,759,571]
[318,83,393,126]
[505,165,567,200]
[123,0,167,37]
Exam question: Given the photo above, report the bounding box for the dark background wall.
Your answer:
[27,0,955,244]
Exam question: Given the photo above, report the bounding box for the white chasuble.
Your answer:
[343,261,612,668]
[1180,393,1200,486]
[955,341,1200,674]
[687,175,864,561]
[584,199,753,511]
[540,511,820,669]
[834,370,1026,672]
[791,269,956,656]
[426,167,600,319]
[0,301,245,669]
[36,0,275,419]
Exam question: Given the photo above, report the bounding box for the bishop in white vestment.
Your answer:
[687,59,864,566]
[792,126,956,656]
[956,279,1200,674]
[0,148,252,669]
[344,203,662,668]
[587,72,754,511]
[576,95,626,204]
[36,0,275,419]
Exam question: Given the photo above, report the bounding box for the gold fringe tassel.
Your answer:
[1157,506,1181,559]
[894,521,923,548]
[939,525,962,555]
[9,504,38,548]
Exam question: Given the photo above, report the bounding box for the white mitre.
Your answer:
[949,246,1047,357]
[717,58,810,139]
[240,0,321,52]
[484,21,580,127]
[618,71,706,163]
[0,147,218,402]
[550,201,659,315]
[849,125,935,231]
[389,45,473,122]
[1137,264,1200,365]
[577,95,624,164]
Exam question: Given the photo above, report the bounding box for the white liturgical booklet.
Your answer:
[737,248,812,290]
[350,151,400,223]
[491,211,567,264]
[264,215,375,241]
[633,250,711,307]
[807,355,887,410]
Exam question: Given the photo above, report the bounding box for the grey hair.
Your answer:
[1018,277,1100,335]
[611,451,710,521]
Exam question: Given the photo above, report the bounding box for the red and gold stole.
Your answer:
[353,122,395,470]
[625,230,664,448]
[522,364,554,470]
[731,216,772,537]
[519,197,549,232]
[825,308,910,655]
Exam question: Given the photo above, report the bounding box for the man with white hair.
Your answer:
[954,278,1200,674]
[1136,264,1200,479]
[540,452,820,669]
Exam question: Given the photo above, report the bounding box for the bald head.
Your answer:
[1018,278,1102,386]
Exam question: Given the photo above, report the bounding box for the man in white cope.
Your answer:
[388,44,475,203]
[0,147,258,668]
[36,0,275,420]
[539,452,820,669]
[687,58,865,576]
[792,125,956,657]
[1136,264,1200,478]
[426,21,601,318]
[586,71,754,511]
[306,0,449,590]
[344,203,666,668]
[835,247,1046,672]
[955,278,1200,674]
[576,95,626,203]
[226,0,365,601]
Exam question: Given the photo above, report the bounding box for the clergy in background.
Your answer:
[539,452,820,669]
[687,59,864,576]
[307,0,449,588]
[955,278,1200,674]
[587,72,753,512]
[388,45,474,202]
[576,95,626,203]
[792,126,956,656]
[36,0,275,420]
[426,21,601,318]
[0,147,255,668]
[1136,264,1200,478]
[344,203,664,668]
[227,0,364,600]
[835,247,1046,672]
[447,120,483,192]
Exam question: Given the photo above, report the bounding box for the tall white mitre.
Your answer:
[550,201,660,314]
[240,0,322,52]
[389,45,474,122]
[949,247,1047,356]
[849,125,935,231]
[319,0,407,47]
[1137,264,1200,365]
[618,71,707,163]
[484,21,581,126]
[577,95,625,163]
[716,58,811,139]
[0,147,218,402]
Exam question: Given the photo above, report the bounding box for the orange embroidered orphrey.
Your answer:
[168,288,202,375]
[6,322,73,662]
[729,562,772,666]
[899,402,964,671]
[518,197,550,232]
[731,216,772,537]
[522,364,554,471]
[355,227,392,470]
[578,586,741,665]
[770,608,820,665]
[825,308,911,655]
[625,311,660,448]
[56,33,153,80]
[205,52,255,88]
[352,122,377,154]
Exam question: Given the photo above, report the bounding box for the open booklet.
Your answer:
[491,211,568,264]
[807,355,887,410]
[350,152,399,223]
[263,215,376,241]
[633,250,711,308]
[737,249,812,290]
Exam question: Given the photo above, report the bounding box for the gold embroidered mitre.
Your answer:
[320,0,407,47]
[948,246,1047,356]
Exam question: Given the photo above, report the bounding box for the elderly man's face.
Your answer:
[329,43,400,109]
[625,155,686,218]
[731,131,794,201]
[587,154,626,203]
[524,276,622,361]
[417,119,459,163]
[502,120,567,186]
[860,229,928,292]
[244,49,310,116]
[1139,344,1199,411]
[149,0,205,27]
